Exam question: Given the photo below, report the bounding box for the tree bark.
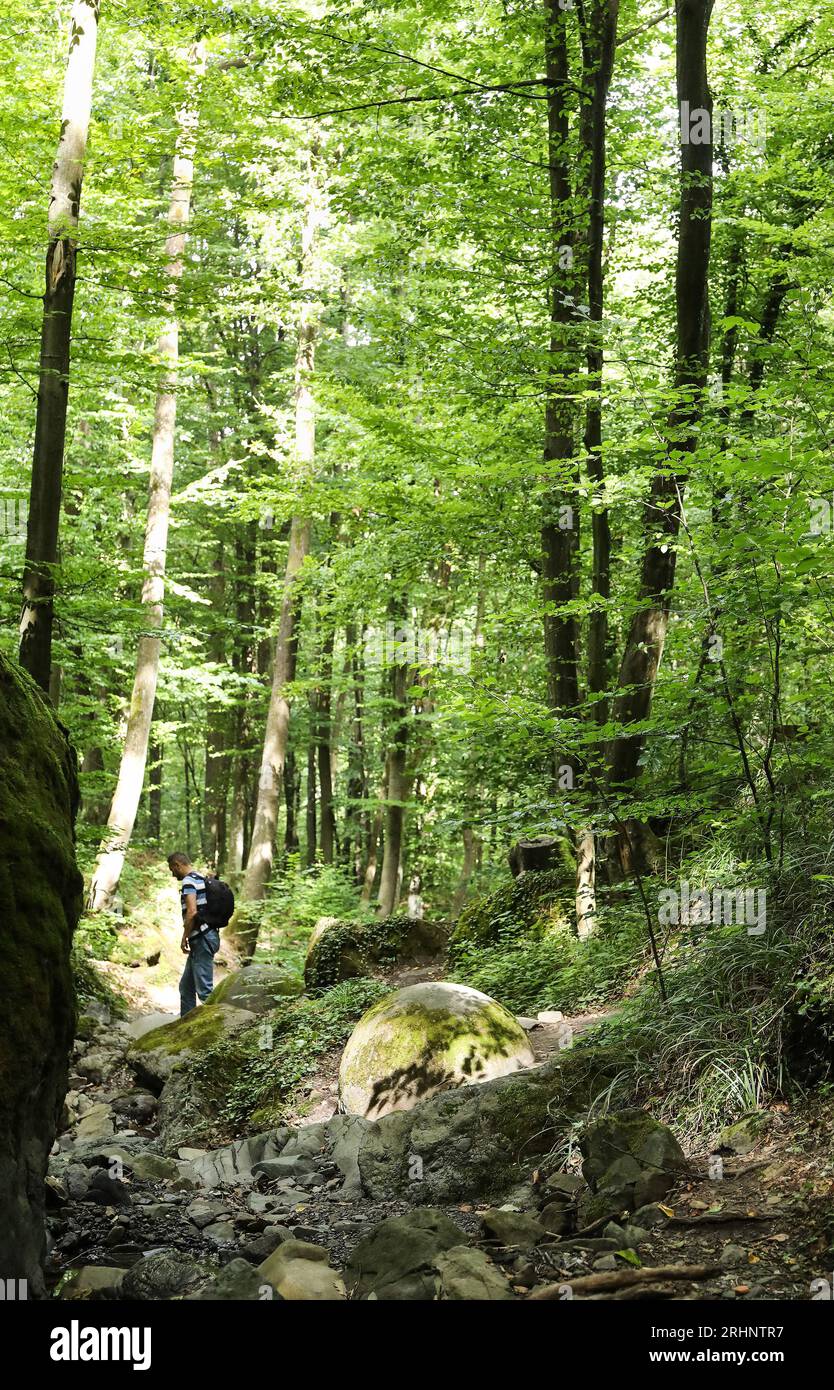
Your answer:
[376,617,411,918]
[234,143,322,952]
[19,0,101,693]
[606,0,714,792]
[579,0,619,717]
[541,0,581,760]
[316,624,337,864]
[305,727,317,867]
[88,47,203,910]
[203,539,228,866]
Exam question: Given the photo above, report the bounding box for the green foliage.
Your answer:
[70,941,127,1018]
[449,869,573,957]
[261,858,373,933]
[452,919,647,1016]
[188,977,389,1132]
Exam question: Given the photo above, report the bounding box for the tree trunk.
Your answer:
[571,1,621,936]
[284,745,300,855]
[88,49,203,910]
[19,0,100,693]
[606,0,714,792]
[579,0,619,717]
[305,730,317,867]
[80,745,108,824]
[452,825,481,914]
[203,539,228,866]
[147,732,162,841]
[234,143,321,954]
[360,770,385,905]
[344,622,368,882]
[376,624,411,918]
[226,527,257,873]
[316,625,337,864]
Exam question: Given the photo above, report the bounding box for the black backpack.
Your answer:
[199,874,235,929]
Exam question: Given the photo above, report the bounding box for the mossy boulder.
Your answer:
[449,868,571,959]
[579,1108,689,1220]
[356,1044,623,1204]
[304,914,449,991]
[338,981,535,1118]
[126,1003,256,1091]
[208,964,302,1014]
[0,654,83,1295]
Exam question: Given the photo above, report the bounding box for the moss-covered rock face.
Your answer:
[0,654,83,1294]
[126,1003,256,1091]
[449,868,571,959]
[338,981,535,1119]
[304,915,449,991]
[207,964,302,1014]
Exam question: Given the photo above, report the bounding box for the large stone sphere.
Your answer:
[338,981,535,1119]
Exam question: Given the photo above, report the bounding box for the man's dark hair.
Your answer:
[167,852,192,869]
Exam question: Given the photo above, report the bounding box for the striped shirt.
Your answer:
[180,872,208,922]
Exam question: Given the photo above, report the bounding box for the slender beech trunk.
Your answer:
[203,539,228,866]
[606,0,714,794]
[360,770,385,905]
[227,528,257,873]
[305,730,317,867]
[80,745,108,824]
[316,625,337,863]
[579,0,619,716]
[376,615,411,918]
[344,622,368,883]
[234,144,321,954]
[574,0,620,938]
[147,733,162,841]
[284,746,300,854]
[541,0,586,935]
[88,50,203,910]
[19,0,100,692]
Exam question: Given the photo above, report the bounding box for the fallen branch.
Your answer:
[667,1210,786,1226]
[530,1263,719,1299]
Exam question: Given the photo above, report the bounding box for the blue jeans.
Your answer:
[179,927,220,1016]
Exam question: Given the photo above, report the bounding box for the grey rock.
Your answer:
[325,1114,370,1197]
[632,1203,671,1229]
[593,1254,619,1271]
[59,1266,126,1300]
[481,1208,546,1249]
[129,1152,180,1182]
[120,1251,208,1300]
[86,1170,131,1207]
[65,1163,91,1199]
[202,1221,238,1246]
[356,1056,580,1204]
[190,1258,273,1301]
[252,1155,318,1181]
[241,1228,292,1263]
[258,1240,345,1300]
[435,1246,513,1300]
[719,1243,748,1269]
[347,1209,468,1300]
[718,1113,773,1156]
[539,1201,573,1237]
[186,1199,232,1228]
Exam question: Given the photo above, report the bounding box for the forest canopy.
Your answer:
[1,0,832,947]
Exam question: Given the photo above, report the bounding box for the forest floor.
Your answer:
[59,864,834,1302]
[56,945,834,1301]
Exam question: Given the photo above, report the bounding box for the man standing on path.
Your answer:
[168,852,219,1017]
